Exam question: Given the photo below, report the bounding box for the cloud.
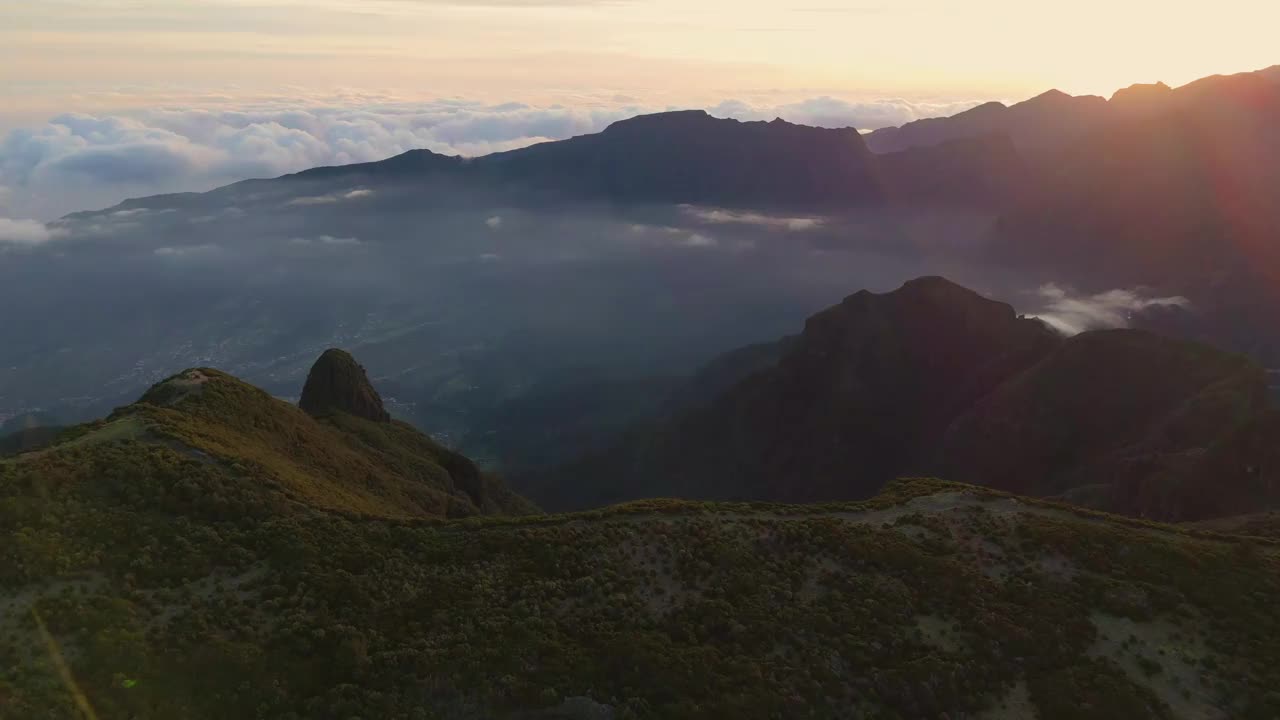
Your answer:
[190,207,245,223]
[0,95,982,220]
[154,243,220,257]
[709,96,982,132]
[485,215,503,229]
[682,206,825,231]
[1032,284,1191,335]
[288,235,362,246]
[285,188,374,206]
[0,217,56,245]
[626,222,723,249]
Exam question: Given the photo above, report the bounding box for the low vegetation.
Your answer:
[1,369,1277,719]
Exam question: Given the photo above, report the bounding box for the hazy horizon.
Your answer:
[4,0,1278,220]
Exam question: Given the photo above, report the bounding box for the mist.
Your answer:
[1,159,1206,470]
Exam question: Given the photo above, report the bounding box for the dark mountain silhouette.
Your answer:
[875,133,1029,208]
[527,278,1276,521]
[263,109,1035,211]
[299,348,391,423]
[942,329,1271,520]
[863,66,1277,158]
[986,67,1280,364]
[525,277,1061,508]
[278,110,887,210]
[992,67,1280,282]
[864,89,1111,154]
[480,111,884,207]
[1109,81,1174,118]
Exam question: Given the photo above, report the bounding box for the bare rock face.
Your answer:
[299,349,390,423]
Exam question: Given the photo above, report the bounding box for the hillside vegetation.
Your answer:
[5,364,532,523]
[3,355,1278,719]
[2,382,1279,720]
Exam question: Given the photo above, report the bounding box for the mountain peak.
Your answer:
[602,109,713,134]
[838,276,1005,318]
[1026,88,1071,103]
[896,274,971,294]
[298,349,390,422]
[1109,81,1173,114]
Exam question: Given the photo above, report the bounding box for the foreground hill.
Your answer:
[0,351,532,521]
[2,463,1277,718]
[527,278,1275,520]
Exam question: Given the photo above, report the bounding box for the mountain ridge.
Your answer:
[520,277,1278,520]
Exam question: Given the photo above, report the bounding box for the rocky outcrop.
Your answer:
[299,349,390,422]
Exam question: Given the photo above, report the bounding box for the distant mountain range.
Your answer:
[521,277,1279,522]
[865,66,1280,154]
[9,64,1280,468]
[101,64,1280,364]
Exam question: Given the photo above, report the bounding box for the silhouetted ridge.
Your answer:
[299,348,390,422]
[524,276,1278,521]
[523,276,1061,510]
[482,109,882,207]
[600,109,715,134]
[287,148,463,181]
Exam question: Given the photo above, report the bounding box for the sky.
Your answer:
[2,0,1278,220]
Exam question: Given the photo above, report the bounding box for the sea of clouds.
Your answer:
[0,95,980,223]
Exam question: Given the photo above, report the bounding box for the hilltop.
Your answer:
[2,353,533,521]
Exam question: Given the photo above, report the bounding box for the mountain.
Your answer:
[2,353,533,520]
[864,89,1111,154]
[526,278,1276,520]
[282,110,886,210]
[875,133,1029,208]
[986,67,1280,364]
[942,330,1272,520]
[478,111,885,208]
[524,277,1060,508]
[1109,81,1175,118]
[266,108,1038,212]
[3,450,1278,719]
[991,67,1280,282]
[298,348,392,423]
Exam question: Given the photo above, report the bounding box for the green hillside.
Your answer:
[3,365,533,524]
[2,357,1277,719]
[3,412,1278,720]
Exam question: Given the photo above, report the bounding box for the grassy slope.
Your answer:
[41,368,534,520]
[1,447,1277,720]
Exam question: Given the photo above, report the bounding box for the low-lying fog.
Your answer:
[0,178,1184,453]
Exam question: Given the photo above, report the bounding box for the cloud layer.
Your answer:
[0,217,55,245]
[0,95,979,220]
[1033,284,1190,335]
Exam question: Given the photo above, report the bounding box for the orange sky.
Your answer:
[3,0,1277,119]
